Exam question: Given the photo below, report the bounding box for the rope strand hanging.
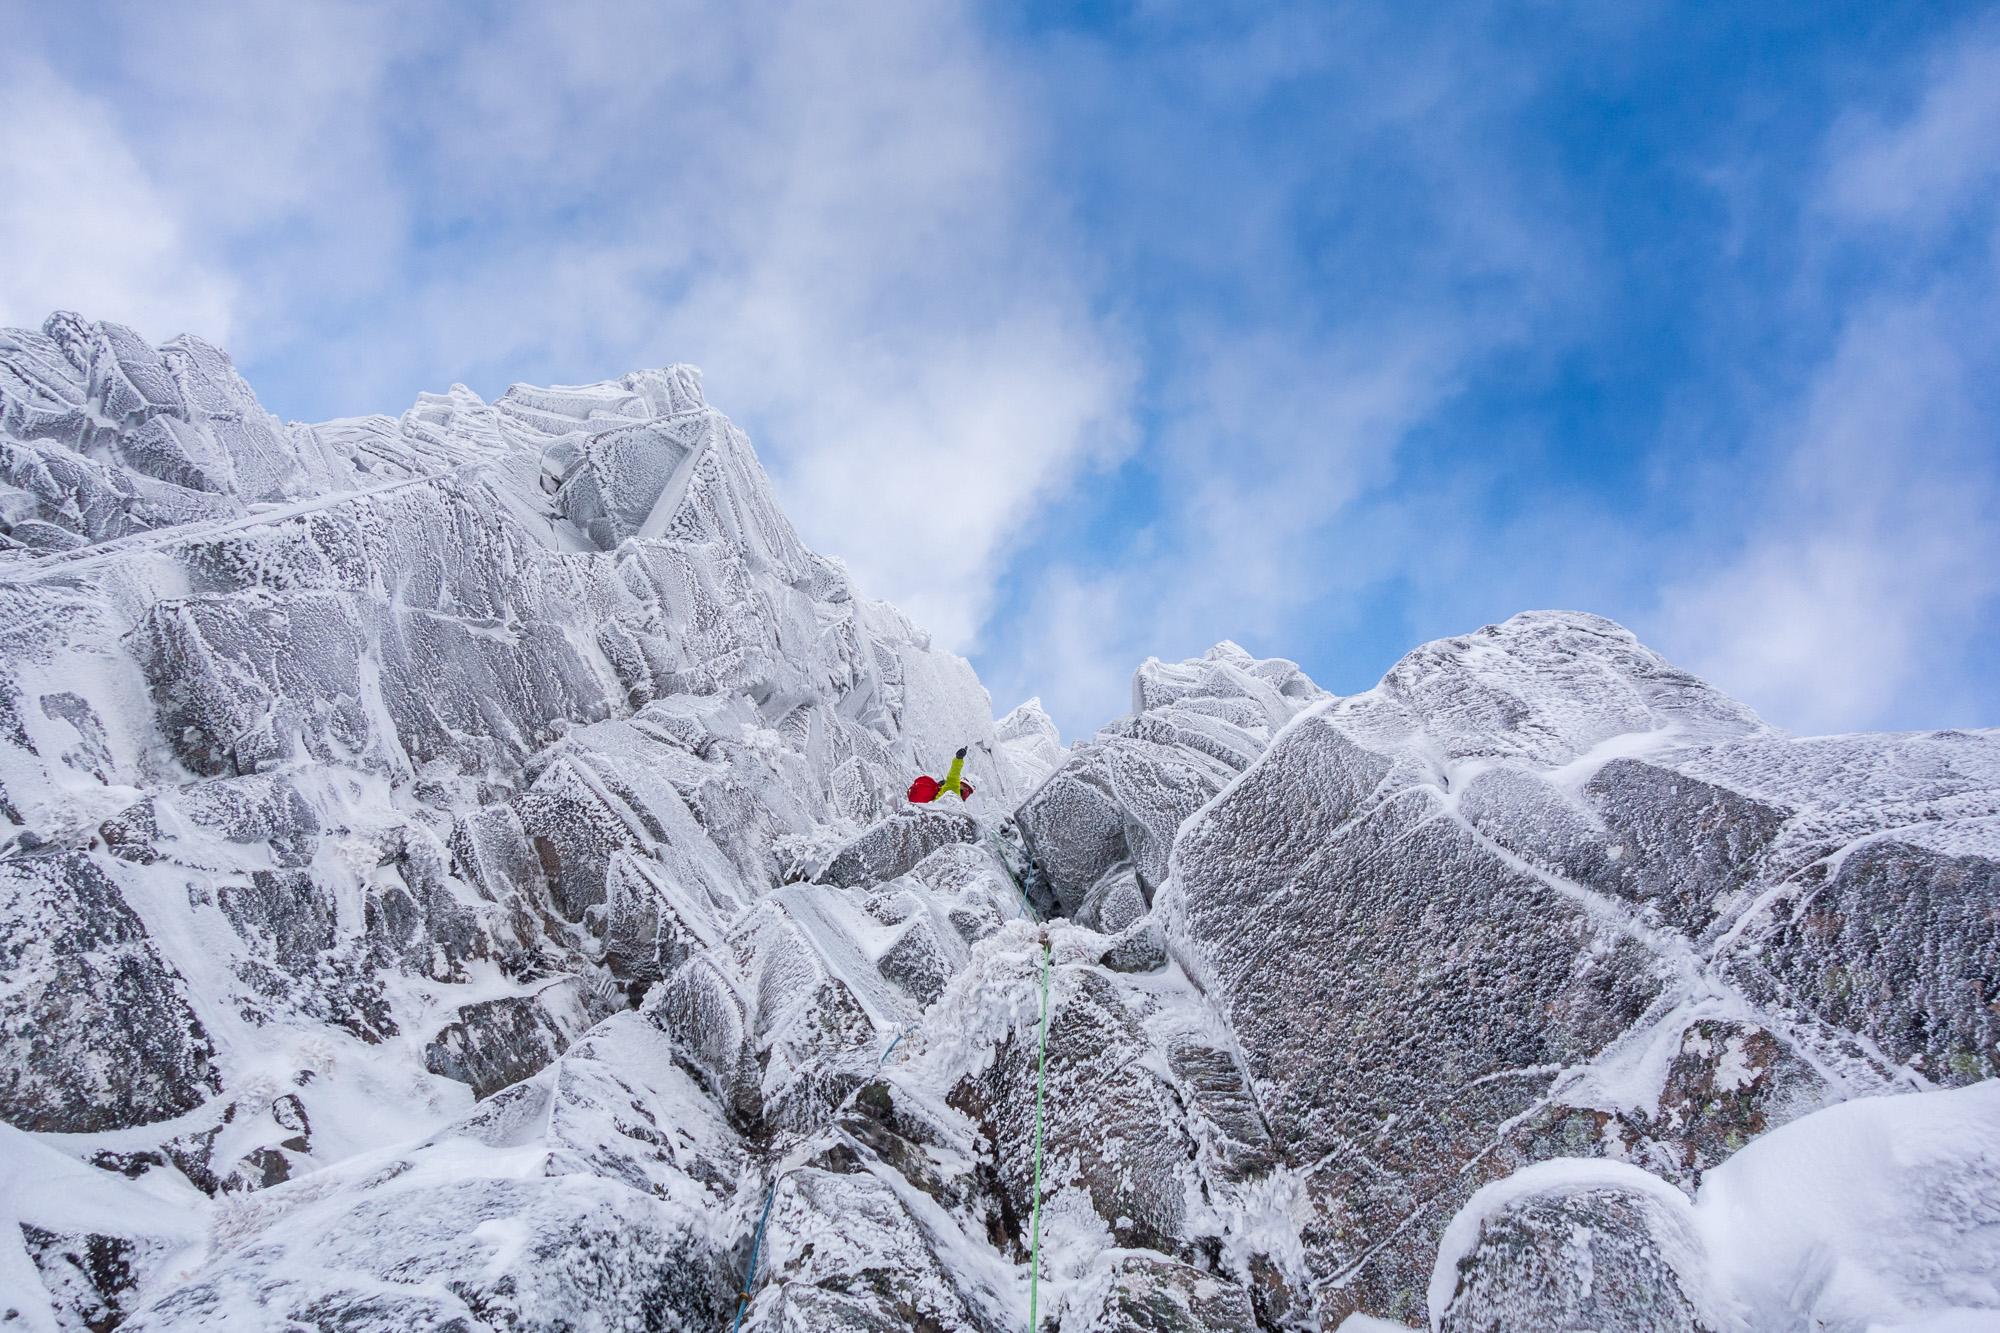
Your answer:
[1028,935,1052,1332]
[730,1180,781,1333]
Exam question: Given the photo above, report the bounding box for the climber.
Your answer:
[907,747,975,804]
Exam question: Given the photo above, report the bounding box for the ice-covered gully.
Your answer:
[1,313,1996,1332]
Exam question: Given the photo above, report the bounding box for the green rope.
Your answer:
[1027,936,1052,1332]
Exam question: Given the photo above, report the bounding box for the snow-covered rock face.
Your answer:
[0,314,1054,1331]
[1167,610,2000,1327]
[3,313,1995,1333]
[1016,642,1327,916]
[1430,1082,2000,1333]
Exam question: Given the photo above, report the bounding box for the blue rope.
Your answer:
[878,1027,915,1066]
[731,1180,780,1333]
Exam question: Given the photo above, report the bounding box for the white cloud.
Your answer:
[1825,35,2000,227]
[1661,301,1999,732]
[999,567,1146,737]
[1660,32,2000,735]
[614,0,1135,644]
[961,10,1598,732]
[1156,328,1455,621]
[992,326,1460,734]
[11,0,1130,655]
[28,0,1989,745]
[0,60,235,343]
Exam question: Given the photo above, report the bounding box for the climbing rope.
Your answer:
[984,824,1052,1330]
[1028,935,1052,1332]
[878,1026,916,1066]
[981,828,1039,922]
[730,1179,781,1333]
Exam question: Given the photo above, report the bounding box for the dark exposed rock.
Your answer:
[834,1106,960,1210]
[422,981,618,1100]
[1619,1019,1825,1179]
[20,1223,168,1333]
[98,800,162,863]
[156,1113,232,1195]
[231,1144,297,1190]
[90,1148,169,1179]
[1749,838,2000,1084]
[0,851,220,1132]
[1163,1042,1275,1181]
[272,1090,311,1139]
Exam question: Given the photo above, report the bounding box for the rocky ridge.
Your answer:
[1,314,1996,1333]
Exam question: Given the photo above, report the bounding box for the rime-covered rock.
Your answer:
[1067,1253,1259,1333]
[1433,1080,2000,1333]
[735,1160,1011,1333]
[882,919,1310,1329]
[4,315,1995,1333]
[120,1011,745,1333]
[422,982,619,1100]
[1099,916,1168,973]
[994,696,1066,792]
[819,805,982,889]
[18,1223,172,1332]
[0,314,1046,1328]
[1165,611,2000,1325]
[0,850,220,1132]
[1430,1163,1718,1333]
[1017,642,1326,913]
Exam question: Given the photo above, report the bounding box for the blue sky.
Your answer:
[4,1,1998,739]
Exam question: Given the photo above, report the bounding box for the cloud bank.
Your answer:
[4,0,1996,740]
[0,59,236,345]
[2,0,1129,653]
[1661,30,2000,734]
